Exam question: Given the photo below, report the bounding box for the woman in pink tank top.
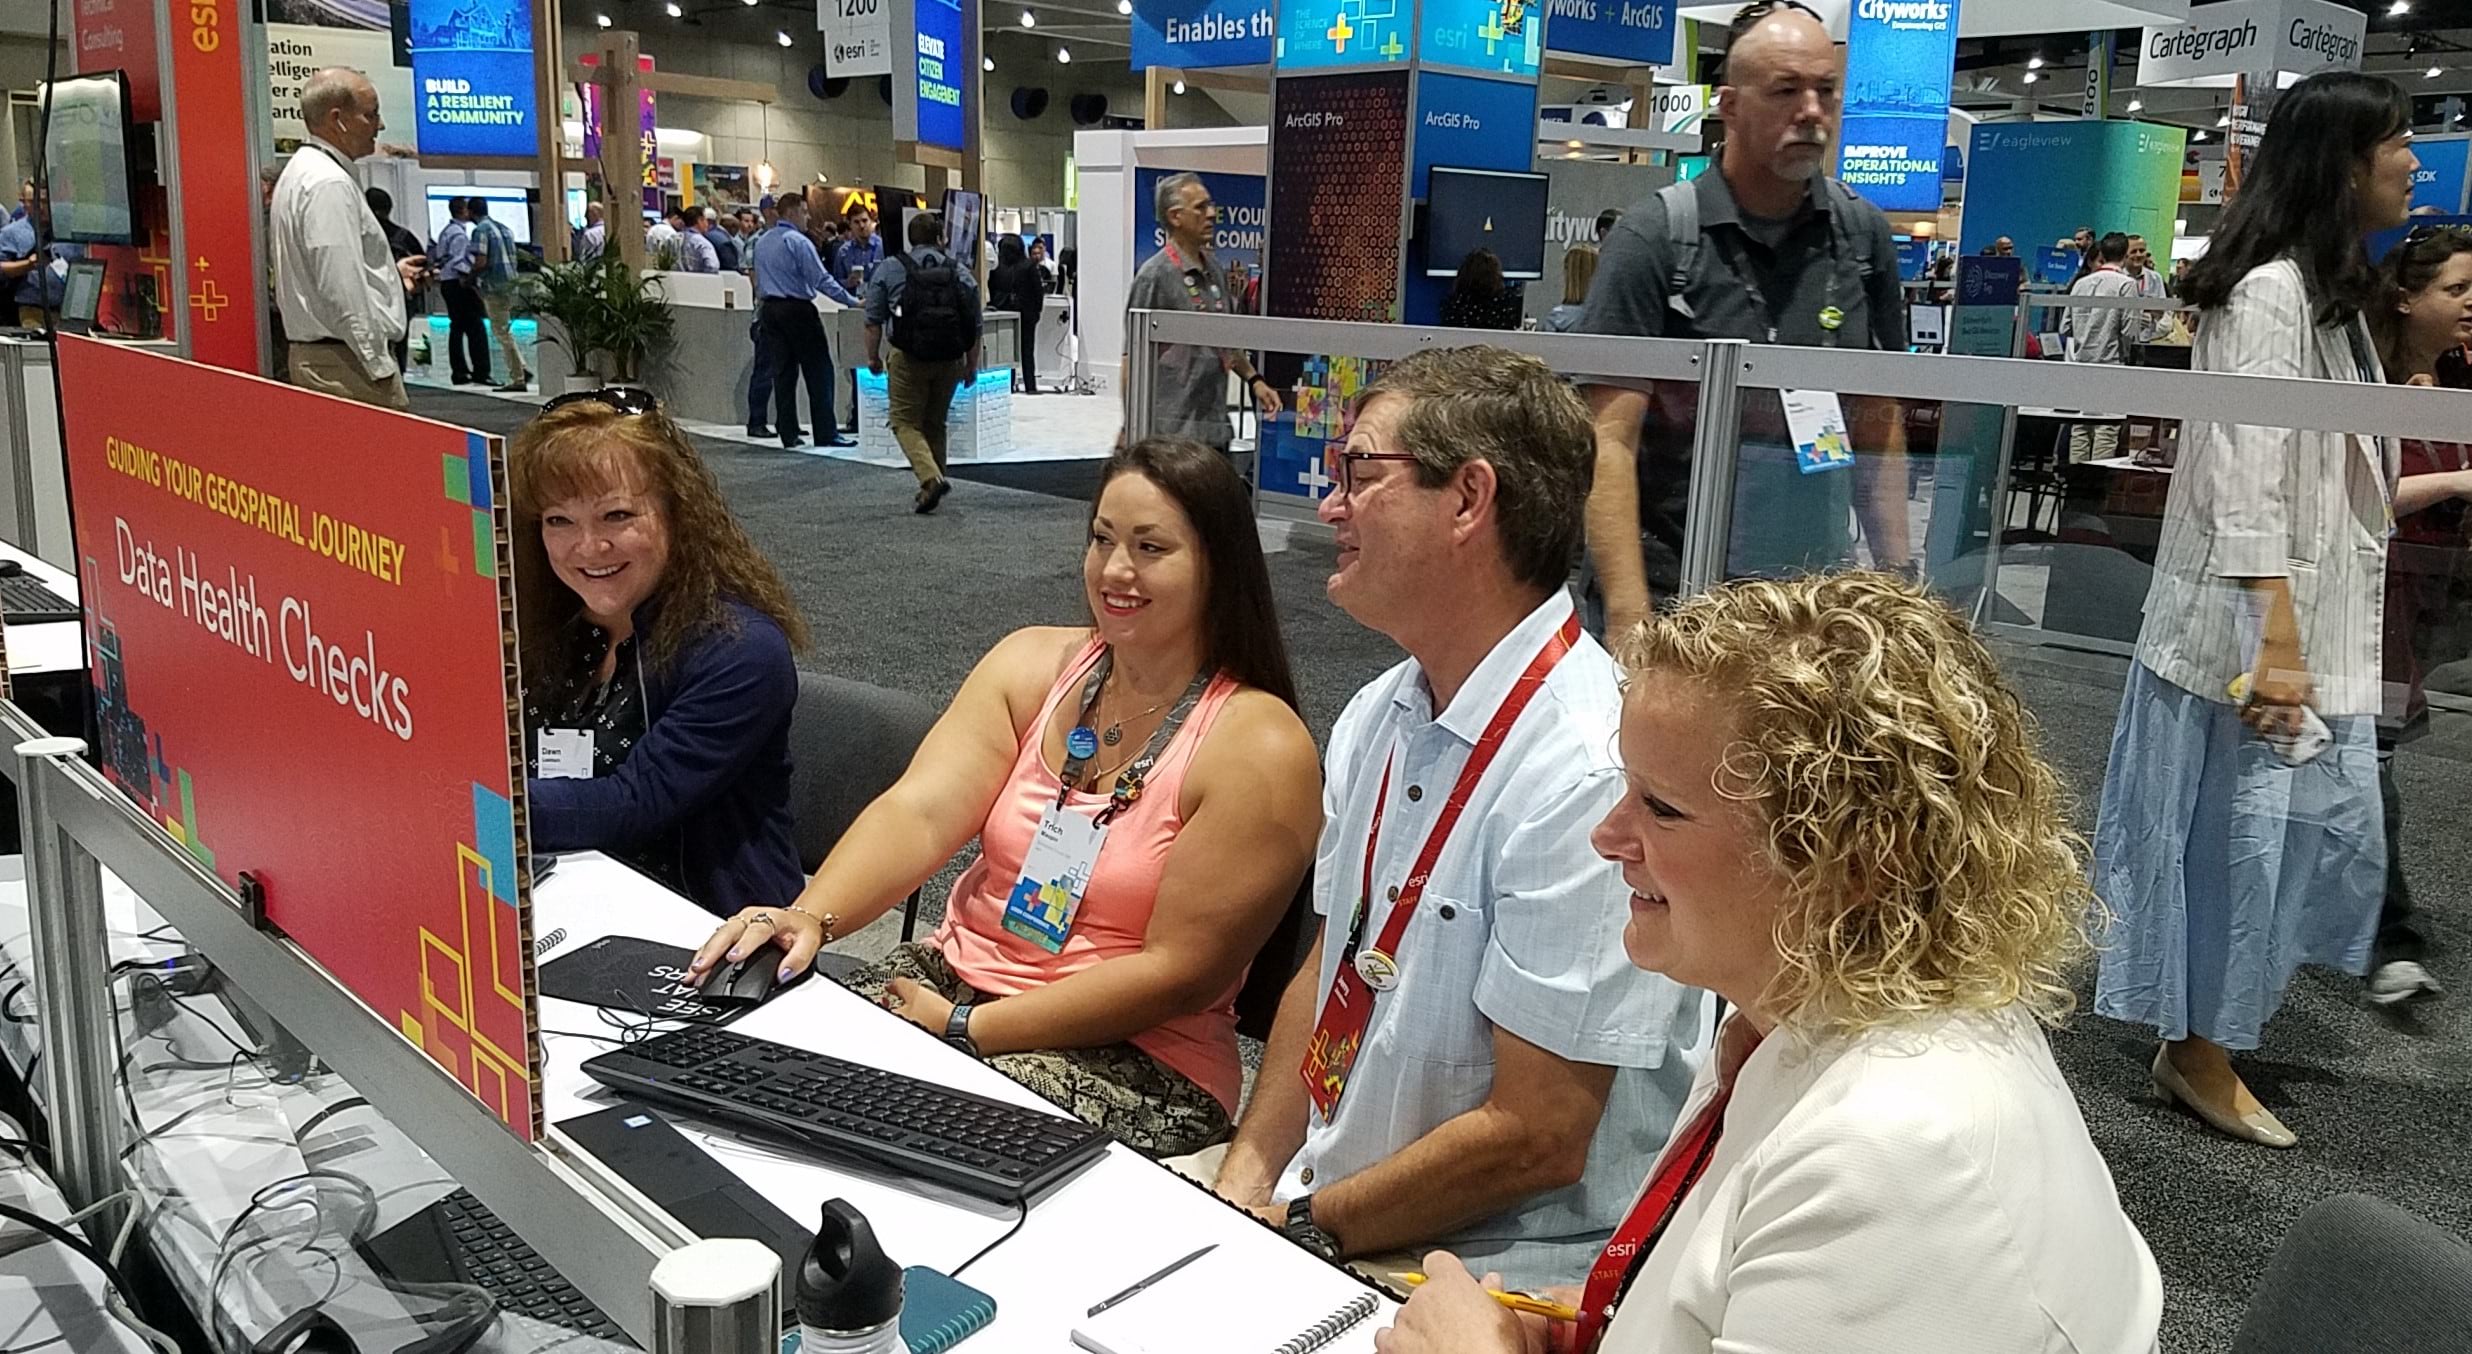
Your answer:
[691,439,1322,1156]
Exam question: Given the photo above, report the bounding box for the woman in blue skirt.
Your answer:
[2091,71,2418,1149]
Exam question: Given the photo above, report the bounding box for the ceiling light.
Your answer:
[2428,65,2444,79]
[1020,9,1036,25]
[777,28,792,43]
[595,11,611,25]
[2216,112,2229,125]
[1566,138,1583,148]
[1056,44,1071,61]
[1172,79,1186,93]
[2022,71,2038,83]
[2026,55,2044,70]
[2193,130,2207,141]
[2390,0,2410,13]
[1117,0,1132,12]
[2127,98,2143,111]
[664,1,681,14]
[983,56,995,70]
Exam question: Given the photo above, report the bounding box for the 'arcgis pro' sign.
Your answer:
[407,0,536,158]
[1836,0,1958,212]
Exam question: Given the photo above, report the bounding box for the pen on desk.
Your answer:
[1086,1243,1216,1316]
[1397,1273,1580,1322]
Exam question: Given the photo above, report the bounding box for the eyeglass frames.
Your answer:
[542,385,662,416]
[1318,446,1421,499]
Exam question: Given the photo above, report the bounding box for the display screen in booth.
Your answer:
[408,0,539,159]
[426,186,536,247]
[1424,167,1549,279]
[54,339,544,1140]
[41,73,141,246]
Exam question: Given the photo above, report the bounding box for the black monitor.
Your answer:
[941,188,984,272]
[60,258,105,334]
[1424,167,1549,281]
[41,71,143,245]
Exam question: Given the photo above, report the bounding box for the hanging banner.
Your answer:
[1267,69,1410,321]
[821,0,894,77]
[1131,0,1274,69]
[1420,0,1544,77]
[1411,70,1542,196]
[55,338,542,1139]
[1277,0,1411,70]
[1541,0,1676,67]
[2080,30,2113,119]
[167,0,263,374]
[1836,0,1961,212]
[71,0,163,121]
[406,0,538,158]
[892,0,973,154]
[2134,0,2361,88]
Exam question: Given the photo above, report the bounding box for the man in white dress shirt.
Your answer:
[1188,346,1714,1289]
[271,68,423,410]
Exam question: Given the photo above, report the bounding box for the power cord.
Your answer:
[948,1199,1028,1278]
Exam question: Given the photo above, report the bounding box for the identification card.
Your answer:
[538,728,596,780]
[1781,388,1855,475]
[1300,964,1372,1120]
[1001,804,1110,953]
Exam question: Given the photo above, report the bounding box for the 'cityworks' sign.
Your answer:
[2136,0,2363,88]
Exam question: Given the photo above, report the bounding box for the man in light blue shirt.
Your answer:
[430,196,491,384]
[577,201,607,262]
[676,205,720,274]
[829,206,885,293]
[1187,345,1713,1290]
[750,192,859,448]
[0,191,80,328]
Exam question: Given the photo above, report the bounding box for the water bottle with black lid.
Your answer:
[794,1198,910,1354]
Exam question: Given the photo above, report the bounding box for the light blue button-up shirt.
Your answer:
[431,218,473,281]
[750,223,855,304]
[0,218,80,307]
[1274,588,1716,1289]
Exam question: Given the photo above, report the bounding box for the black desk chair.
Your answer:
[2232,1193,2472,1354]
[787,671,940,940]
[1235,869,1317,1044]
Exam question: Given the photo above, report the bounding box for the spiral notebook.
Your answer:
[1069,1258,1381,1354]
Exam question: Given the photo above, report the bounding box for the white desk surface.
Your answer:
[0,536,81,676]
[533,852,1393,1350]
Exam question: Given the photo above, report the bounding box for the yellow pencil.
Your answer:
[1396,1272,1580,1322]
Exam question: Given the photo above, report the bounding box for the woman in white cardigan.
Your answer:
[2090,71,2419,1149]
[1376,573,2159,1354]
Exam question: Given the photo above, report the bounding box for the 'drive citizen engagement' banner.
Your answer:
[1132,0,1273,68]
[1837,0,1959,212]
[408,0,538,158]
[56,339,542,1140]
[894,0,972,153]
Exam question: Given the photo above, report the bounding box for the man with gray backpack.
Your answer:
[1576,0,1911,636]
[866,210,982,515]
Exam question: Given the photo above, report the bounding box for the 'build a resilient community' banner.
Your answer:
[1837,0,1959,212]
[54,338,544,1140]
[407,0,538,158]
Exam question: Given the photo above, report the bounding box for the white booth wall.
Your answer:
[1071,126,1268,401]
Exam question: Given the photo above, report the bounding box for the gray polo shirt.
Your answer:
[1578,171,1905,597]
[1126,243,1238,450]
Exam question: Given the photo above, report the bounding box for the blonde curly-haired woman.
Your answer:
[1378,573,2160,1354]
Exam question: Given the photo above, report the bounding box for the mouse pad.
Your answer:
[538,934,864,1021]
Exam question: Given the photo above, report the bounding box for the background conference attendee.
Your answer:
[1579,0,1909,637]
[468,197,529,393]
[365,187,426,376]
[513,388,807,917]
[865,211,983,515]
[752,192,860,450]
[675,205,720,274]
[2362,226,2472,1007]
[1440,248,1525,331]
[2125,233,2169,340]
[2063,231,2138,460]
[272,67,420,410]
[989,233,1046,396]
[831,206,885,294]
[2091,70,2418,1148]
[1200,346,1712,1290]
[1381,572,2161,1354]
[0,188,75,328]
[431,196,494,387]
[691,438,1321,1155]
[1124,173,1283,458]
[577,201,608,263]
[702,205,741,272]
[1544,245,1597,333]
[646,209,682,260]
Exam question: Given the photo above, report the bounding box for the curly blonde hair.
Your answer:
[1613,572,2093,1037]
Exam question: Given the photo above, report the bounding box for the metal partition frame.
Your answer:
[0,702,681,1342]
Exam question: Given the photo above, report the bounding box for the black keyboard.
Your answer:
[0,574,76,625]
[359,1187,632,1345]
[579,1027,1112,1203]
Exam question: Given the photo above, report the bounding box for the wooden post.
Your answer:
[534,0,568,261]
[600,31,646,273]
[1145,67,1170,129]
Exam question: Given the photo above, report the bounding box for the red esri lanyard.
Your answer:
[1572,1089,1733,1353]
[1298,613,1580,1120]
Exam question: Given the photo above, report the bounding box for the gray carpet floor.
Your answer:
[423,388,2472,1353]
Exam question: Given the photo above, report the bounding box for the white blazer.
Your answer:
[2133,258,2398,717]
[1599,1007,2162,1354]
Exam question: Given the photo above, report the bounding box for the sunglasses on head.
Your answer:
[1728,0,1822,35]
[542,385,662,416]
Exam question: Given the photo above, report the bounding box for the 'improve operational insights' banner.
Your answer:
[1836,0,1958,213]
[407,0,537,158]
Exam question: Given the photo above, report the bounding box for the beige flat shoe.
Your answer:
[2151,1048,2298,1149]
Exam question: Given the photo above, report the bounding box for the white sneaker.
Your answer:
[2368,960,2443,1007]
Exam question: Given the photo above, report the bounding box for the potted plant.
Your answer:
[516,260,608,396]
[595,260,676,383]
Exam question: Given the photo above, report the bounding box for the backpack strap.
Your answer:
[1657,179,1699,317]
[1825,179,1878,282]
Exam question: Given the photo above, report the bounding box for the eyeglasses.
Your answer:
[2404,223,2472,248]
[1319,446,1420,499]
[1727,0,1821,35]
[542,385,661,416]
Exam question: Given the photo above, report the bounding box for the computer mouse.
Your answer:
[695,953,798,1006]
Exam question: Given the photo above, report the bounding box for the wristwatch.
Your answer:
[944,1002,982,1058]
[1282,1195,1340,1260]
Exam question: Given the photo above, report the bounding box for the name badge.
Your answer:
[1001,804,1110,953]
[538,727,596,780]
[1781,388,1855,475]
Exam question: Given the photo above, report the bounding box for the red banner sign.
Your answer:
[165,0,262,373]
[71,0,162,122]
[57,339,541,1139]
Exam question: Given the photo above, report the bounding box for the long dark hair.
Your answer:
[1452,248,1507,300]
[996,233,1027,268]
[2370,227,2472,378]
[1091,439,1300,712]
[2180,71,2410,328]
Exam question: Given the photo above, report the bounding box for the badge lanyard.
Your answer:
[1572,1089,1733,1354]
[1298,613,1580,1119]
[1056,648,1213,825]
[1716,221,1844,346]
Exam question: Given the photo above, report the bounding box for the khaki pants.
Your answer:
[16,305,46,329]
[482,288,527,384]
[1162,1142,1425,1290]
[288,343,410,411]
[887,347,967,487]
[2068,420,2121,463]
